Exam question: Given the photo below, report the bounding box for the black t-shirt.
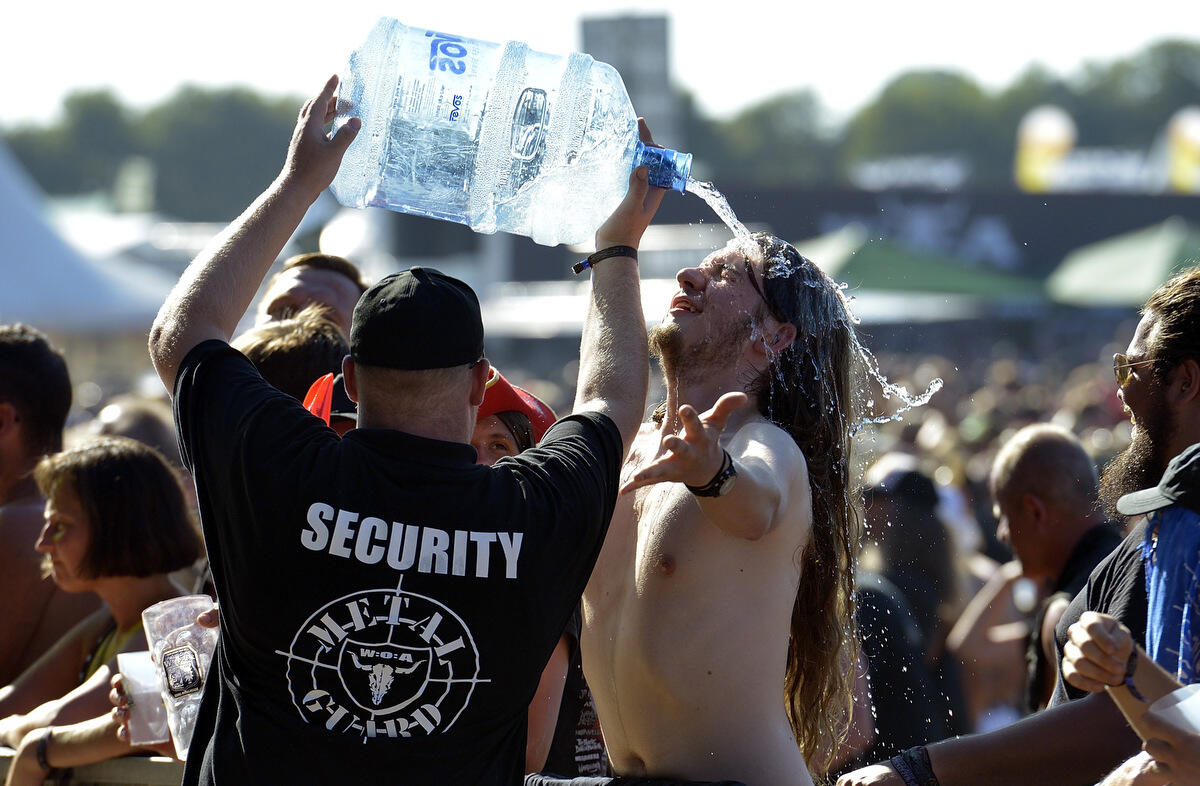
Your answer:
[542,608,610,778]
[1050,520,1149,707]
[1025,523,1123,711]
[174,341,623,785]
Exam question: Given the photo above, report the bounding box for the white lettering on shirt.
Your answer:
[300,503,523,580]
[497,532,523,579]
[329,509,359,558]
[301,503,335,550]
[355,517,387,564]
[418,528,450,575]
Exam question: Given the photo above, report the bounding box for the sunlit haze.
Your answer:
[4,1,1197,128]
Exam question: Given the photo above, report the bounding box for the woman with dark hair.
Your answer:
[472,368,554,464]
[472,368,610,777]
[0,436,203,779]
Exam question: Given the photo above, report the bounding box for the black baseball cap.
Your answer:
[1117,442,1200,515]
[350,267,484,370]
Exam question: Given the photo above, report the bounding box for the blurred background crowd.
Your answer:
[1,6,1198,783]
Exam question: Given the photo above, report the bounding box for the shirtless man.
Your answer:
[0,325,100,684]
[583,235,863,785]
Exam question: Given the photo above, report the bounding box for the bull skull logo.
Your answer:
[338,640,431,715]
[349,651,422,705]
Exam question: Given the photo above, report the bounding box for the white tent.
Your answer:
[0,142,174,333]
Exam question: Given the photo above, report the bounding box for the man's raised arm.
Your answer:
[148,76,360,391]
[571,119,665,455]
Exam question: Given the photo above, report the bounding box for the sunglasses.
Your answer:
[743,256,787,323]
[1113,353,1156,388]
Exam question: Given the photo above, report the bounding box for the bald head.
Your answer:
[990,424,1104,579]
[991,424,1098,507]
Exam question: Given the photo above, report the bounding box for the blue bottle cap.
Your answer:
[634,141,693,193]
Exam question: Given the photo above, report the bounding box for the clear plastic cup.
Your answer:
[141,595,218,761]
[1149,683,1200,733]
[116,650,170,746]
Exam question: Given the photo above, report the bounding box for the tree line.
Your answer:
[4,39,1197,222]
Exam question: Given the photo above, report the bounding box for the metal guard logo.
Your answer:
[278,581,486,741]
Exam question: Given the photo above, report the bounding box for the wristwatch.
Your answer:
[686,450,737,497]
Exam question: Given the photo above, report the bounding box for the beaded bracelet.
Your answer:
[1124,647,1148,702]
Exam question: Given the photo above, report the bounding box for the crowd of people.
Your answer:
[1,73,1198,786]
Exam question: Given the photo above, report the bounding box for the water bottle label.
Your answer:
[382,30,481,129]
[392,75,477,130]
[426,31,469,75]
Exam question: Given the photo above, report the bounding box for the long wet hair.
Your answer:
[745,233,863,767]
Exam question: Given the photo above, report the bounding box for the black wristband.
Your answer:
[572,245,638,275]
[890,753,917,786]
[685,450,736,497]
[36,727,53,772]
[890,746,939,786]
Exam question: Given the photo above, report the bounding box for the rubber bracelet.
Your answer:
[1124,647,1148,702]
[890,753,918,786]
[572,245,638,275]
[890,746,939,786]
[36,727,53,772]
[685,449,734,496]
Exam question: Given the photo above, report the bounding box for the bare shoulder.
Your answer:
[69,608,115,643]
[726,418,807,483]
[727,418,812,539]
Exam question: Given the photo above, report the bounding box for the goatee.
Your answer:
[1099,395,1171,520]
[648,321,683,370]
[648,315,755,388]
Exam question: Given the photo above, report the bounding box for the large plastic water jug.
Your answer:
[329,18,692,247]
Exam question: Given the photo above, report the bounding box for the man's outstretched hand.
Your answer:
[621,392,748,494]
[280,75,361,200]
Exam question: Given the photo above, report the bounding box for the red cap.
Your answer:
[478,368,556,442]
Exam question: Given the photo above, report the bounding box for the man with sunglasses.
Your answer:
[583,234,862,785]
[840,267,1200,786]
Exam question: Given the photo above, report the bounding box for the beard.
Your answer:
[1099,389,1172,520]
[648,313,755,389]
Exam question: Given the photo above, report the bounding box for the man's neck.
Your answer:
[356,406,473,446]
[660,362,760,436]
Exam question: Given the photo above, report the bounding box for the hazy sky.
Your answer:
[4,1,1197,128]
